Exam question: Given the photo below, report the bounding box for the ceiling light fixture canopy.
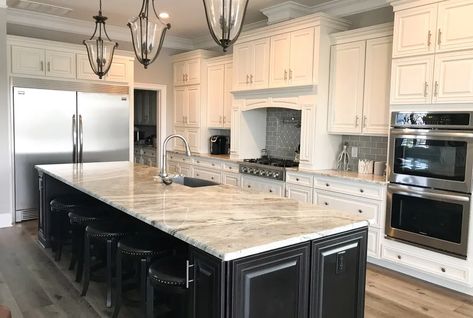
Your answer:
[203,0,249,52]
[83,0,118,79]
[128,0,171,69]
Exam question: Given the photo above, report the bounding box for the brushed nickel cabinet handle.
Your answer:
[363,116,367,128]
[185,260,194,289]
[424,82,429,97]
[183,74,185,82]
[427,30,432,47]
[40,61,44,71]
[250,74,253,83]
[289,69,293,80]
[223,116,226,124]
[219,116,222,124]
[438,29,442,46]
[284,69,288,80]
[246,74,249,84]
[47,62,51,72]
[434,81,439,97]
[355,115,360,127]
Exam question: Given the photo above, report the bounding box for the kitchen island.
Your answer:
[36,162,369,318]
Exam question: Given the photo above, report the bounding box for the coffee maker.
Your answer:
[209,136,230,155]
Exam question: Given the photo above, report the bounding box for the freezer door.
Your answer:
[13,87,77,220]
[77,92,129,162]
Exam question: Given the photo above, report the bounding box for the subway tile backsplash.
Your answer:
[266,108,301,160]
[341,135,388,171]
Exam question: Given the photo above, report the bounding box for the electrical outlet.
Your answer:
[351,146,358,158]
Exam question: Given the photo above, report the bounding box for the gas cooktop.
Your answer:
[242,158,299,168]
[239,158,299,181]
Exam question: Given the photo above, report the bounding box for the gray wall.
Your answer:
[266,108,301,160]
[344,7,394,29]
[0,6,12,227]
[341,135,388,172]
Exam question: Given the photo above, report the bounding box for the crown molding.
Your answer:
[311,0,391,17]
[6,8,195,50]
[261,1,312,25]
[0,0,7,9]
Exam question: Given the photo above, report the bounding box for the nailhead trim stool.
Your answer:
[81,221,133,308]
[146,255,187,318]
[112,234,173,318]
[68,208,108,283]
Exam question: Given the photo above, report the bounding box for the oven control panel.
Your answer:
[392,112,473,128]
[239,164,285,181]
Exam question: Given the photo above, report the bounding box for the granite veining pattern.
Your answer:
[37,162,369,261]
[289,168,388,185]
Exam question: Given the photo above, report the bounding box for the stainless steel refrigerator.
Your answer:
[13,85,130,222]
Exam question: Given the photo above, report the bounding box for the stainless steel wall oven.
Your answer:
[386,112,473,258]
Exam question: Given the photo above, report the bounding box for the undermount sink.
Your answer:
[172,176,219,188]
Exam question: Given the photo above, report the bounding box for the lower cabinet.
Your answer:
[193,167,222,183]
[188,228,368,318]
[286,183,313,203]
[241,175,285,197]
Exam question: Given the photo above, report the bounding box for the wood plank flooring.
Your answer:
[0,221,472,318]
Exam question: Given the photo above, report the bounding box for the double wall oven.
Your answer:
[386,112,473,258]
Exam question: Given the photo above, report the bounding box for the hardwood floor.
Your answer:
[0,221,472,318]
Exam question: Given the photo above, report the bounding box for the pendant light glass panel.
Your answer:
[84,37,117,79]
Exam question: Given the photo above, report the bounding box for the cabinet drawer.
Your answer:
[193,167,221,183]
[223,161,239,173]
[170,153,193,165]
[222,172,240,187]
[167,161,179,174]
[242,176,285,197]
[314,176,384,200]
[367,228,380,259]
[285,183,313,203]
[179,163,193,177]
[143,148,156,157]
[286,171,313,187]
[314,190,381,227]
[381,243,471,285]
[193,157,222,170]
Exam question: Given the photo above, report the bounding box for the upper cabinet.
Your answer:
[207,56,233,129]
[174,58,201,86]
[392,0,473,58]
[328,24,393,136]
[233,38,270,91]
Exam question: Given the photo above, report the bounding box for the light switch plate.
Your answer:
[351,146,358,158]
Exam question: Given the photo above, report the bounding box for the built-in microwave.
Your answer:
[386,184,470,258]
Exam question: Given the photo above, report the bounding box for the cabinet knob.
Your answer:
[296,178,300,181]
[196,173,200,177]
[397,255,402,260]
[358,209,363,214]
[212,163,215,166]
[441,267,446,273]
[324,202,328,206]
[360,189,364,193]
[196,160,200,163]
[325,183,330,187]
[248,185,251,188]
[229,166,232,170]
[269,189,273,193]
[211,177,214,180]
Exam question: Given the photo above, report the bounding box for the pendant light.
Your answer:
[203,0,249,52]
[83,0,118,79]
[128,0,171,69]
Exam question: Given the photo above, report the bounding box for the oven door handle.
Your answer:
[390,129,473,139]
[389,184,470,203]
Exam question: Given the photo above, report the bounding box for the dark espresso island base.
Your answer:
[37,162,369,318]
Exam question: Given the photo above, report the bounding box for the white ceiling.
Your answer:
[6,0,334,38]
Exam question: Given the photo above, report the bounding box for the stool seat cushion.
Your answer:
[86,222,132,239]
[117,235,171,257]
[68,208,107,225]
[149,256,186,287]
[50,196,90,213]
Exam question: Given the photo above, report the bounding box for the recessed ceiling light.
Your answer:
[159,12,170,19]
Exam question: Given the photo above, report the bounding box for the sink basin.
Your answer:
[171,176,219,188]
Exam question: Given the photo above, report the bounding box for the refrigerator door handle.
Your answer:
[72,114,77,163]
[79,114,83,163]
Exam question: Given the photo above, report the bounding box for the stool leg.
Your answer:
[106,238,113,308]
[55,216,67,262]
[69,224,78,270]
[146,277,154,318]
[75,229,85,282]
[140,257,150,316]
[81,233,91,297]
[112,251,122,318]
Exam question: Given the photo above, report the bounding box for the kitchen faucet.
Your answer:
[159,134,192,185]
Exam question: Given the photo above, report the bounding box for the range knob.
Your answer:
[273,172,280,179]
[253,169,259,175]
[241,167,248,173]
[265,171,273,177]
[259,170,266,176]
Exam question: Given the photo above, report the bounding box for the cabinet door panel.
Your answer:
[187,85,201,127]
[233,43,252,90]
[107,57,131,82]
[269,33,291,88]
[328,41,365,134]
[434,50,473,103]
[45,50,75,78]
[290,28,315,86]
[286,184,313,203]
[207,65,225,128]
[251,38,270,89]
[174,87,186,126]
[174,61,187,86]
[392,4,438,57]
[173,127,186,151]
[363,36,392,136]
[187,59,201,84]
[230,107,241,154]
[437,0,473,53]
[222,172,240,187]
[187,128,201,153]
[77,54,103,81]
[390,55,435,104]
[232,244,310,318]
[223,64,233,128]
[300,105,314,162]
[11,46,45,76]
[310,230,367,318]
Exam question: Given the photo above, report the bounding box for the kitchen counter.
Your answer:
[168,150,236,162]
[36,162,368,261]
[290,168,388,185]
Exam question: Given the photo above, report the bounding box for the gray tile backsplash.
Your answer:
[341,135,388,171]
[266,108,301,160]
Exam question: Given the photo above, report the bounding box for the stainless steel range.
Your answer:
[239,158,299,181]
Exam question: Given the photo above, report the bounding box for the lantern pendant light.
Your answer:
[83,0,118,79]
[203,0,249,52]
[128,0,171,69]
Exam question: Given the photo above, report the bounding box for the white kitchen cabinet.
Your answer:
[392,0,473,58]
[11,46,76,79]
[286,171,314,188]
[207,58,233,129]
[233,38,270,91]
[193,166,221,183]
[172,127,200,153]
[173,85,201,127]
[179,164,193,177]
[269,28,315,88]
[76,54,103,81]
[107,56,132,83]
[286,183,313,203]
[222,172,241,187]
[241,175,285,197]
[173,127,187,152]
[174,58,200,86]
[328,41,366,134]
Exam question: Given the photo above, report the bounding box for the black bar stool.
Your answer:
[81,222,132,308]
[112,234,173,318]
[68,208,108,282]
[146,255,187,318]
[49,196,88,261]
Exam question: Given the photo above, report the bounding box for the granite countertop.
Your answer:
[168,150,238,163]
[289,168,388,185]
[36,162,369,261]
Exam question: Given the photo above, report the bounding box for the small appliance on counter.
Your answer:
[209,135,230,155]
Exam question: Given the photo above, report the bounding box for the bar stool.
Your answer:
[68,208,108,282]
[49,196,88,261]
[0,305,11,318]
[146,255,187,318]
[112,234,173,318]
[81,222,132,308]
